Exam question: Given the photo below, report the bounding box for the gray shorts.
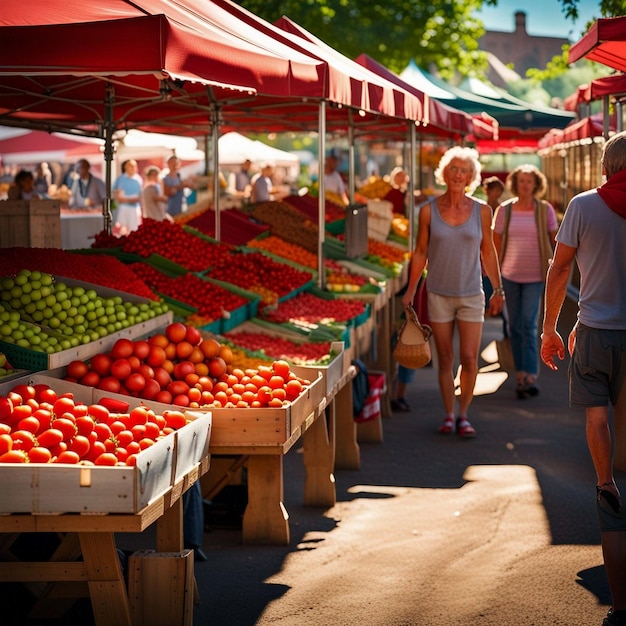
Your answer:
[427,292,485,324]
[569,324,626,408]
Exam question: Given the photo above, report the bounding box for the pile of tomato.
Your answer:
[0,383,188,465]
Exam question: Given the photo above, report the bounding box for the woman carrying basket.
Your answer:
[402,146,504,438]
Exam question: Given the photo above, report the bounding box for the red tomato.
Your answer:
[115,447,129,463]
[90,353,113,377]
[168,380,190,397]
[94,422,113,441]
[109,419,127,435]
[11,430,36,451]
[97,377,122,394]
[131,424,147,442]
[68,435,90,458]
[18,415,40,434]
[125,372,146,393]
[110,359,132,381]
[0,450,28,463]
[163,410,187,430]
[11,384,36,403]
[28,446,52,463]
[138,438,155,450]
[133,340,151,360]
[37,428,64,449]
[75,415,96,437]
[144,421,161,440]
[54,450,80,464]
[0,396,14,421]
[66,360,89,380]
[79,371,101,388]
[32,409,52,433]
[172,394,190,408]
[6,404,31,426]
[128,406,149,428]
[173,360,196,381]
[165,322,187,343]
[85,440,106,462]
[126,454,138,467]
[94,452,118,466]
[110,338,134,360]
[52,418,77,441]
[87,404,110,424]
[126,440,141,455]
[141,378,161,400]
[33,384,55,404]
[185,325,202,346]
[116,429,134,448]
[155,390,173,405]
[0,433,13,455]
[52,397,76,418]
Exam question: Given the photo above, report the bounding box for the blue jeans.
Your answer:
[502,278,544,377]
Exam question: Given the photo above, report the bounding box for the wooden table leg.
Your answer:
[303,409,336,508]
[242,455,289,545]
[156,496,183,553]
[333,377,360,470]
[79,532,132,626]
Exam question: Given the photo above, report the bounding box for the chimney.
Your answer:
[514,11,527,33]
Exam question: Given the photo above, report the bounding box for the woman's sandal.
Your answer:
[391,398,411,412]
[597,481,622,514]
[456,417,476,439]
[437,416,455,434]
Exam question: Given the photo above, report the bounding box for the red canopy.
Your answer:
[538,113,613,150]
[569,16,626,72]
[353,54,498,140]
[0,0,328,136]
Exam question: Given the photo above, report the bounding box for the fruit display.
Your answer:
[248,201,320,253]
[208,250,313,305]
[61,322,314,409]
[367,238,410,274]
[0,381,193,465]
[357,176,393,200]
[222,329,332,365]
[391,215,409,239]
[282,193,346,223]
[0,269,168,349]
[182,207,270,246]
[128,262,249,324]
[93,218,234,272]
[259,291,367,327]
[0,247,159,300]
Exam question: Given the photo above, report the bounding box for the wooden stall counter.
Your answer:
[0,458,208,626]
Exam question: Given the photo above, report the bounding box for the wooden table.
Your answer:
[204,367,358,545]
[0,458,208,626]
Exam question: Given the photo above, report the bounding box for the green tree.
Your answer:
[237,0,491,79]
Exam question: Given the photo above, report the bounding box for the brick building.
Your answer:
[479,11,568,85]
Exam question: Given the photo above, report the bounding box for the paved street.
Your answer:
[187,298,623,626]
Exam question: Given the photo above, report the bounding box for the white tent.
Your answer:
[218,132,299,168]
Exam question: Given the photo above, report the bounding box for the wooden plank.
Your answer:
[79,532,132,626]
[0,561,87,582]
[242,455,289,545]
[334,372,360,470]
[302,408,336,507]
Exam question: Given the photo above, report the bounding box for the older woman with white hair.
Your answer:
[401,146,504,438]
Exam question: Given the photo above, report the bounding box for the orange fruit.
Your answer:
[208,357,227,378]
[194,362,209,377]
[176,341,194,360]
[272,360,291,381]
[149,333,169,349]
[268,375,285,390]
[285,379,303,400]
[188,347,205,364]
[199,338,221,359]
[218,344,233,364]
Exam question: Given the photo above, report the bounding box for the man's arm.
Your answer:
[540,241,576,370]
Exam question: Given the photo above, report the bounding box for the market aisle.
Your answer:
[192,303,617,626]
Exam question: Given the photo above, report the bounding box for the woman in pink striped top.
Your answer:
[493,164,558,399]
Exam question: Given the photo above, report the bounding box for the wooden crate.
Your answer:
[290,341,348,399]
[128,549,194,626]
[0,199,61,248]
[0,432,176,514]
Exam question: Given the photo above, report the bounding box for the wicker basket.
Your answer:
[393,304,432,369]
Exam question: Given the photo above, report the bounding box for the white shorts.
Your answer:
[427,292,485,323]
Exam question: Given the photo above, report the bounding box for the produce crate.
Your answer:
[0,199,61,248]
[0,374,211,514]
[290,341,348,399]
[0,275,172,372]
[89,371,325,448]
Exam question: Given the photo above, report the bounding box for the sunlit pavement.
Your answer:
[134,299,621,625]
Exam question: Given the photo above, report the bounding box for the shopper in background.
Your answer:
[250,162,276,203]
[112,159,142,236]
[541,130,626,626]
[33,162,52,197]
[163,155,194,217]
[482,175,505,211]
[324,154,349,205]
[69,159,106,209]
[142,165,172,222]
[493,164,557,398]
[227,158,253,202]
[401,146,504,438]
[7,169,42,201]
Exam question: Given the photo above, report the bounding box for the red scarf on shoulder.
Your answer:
[597,169,626,218]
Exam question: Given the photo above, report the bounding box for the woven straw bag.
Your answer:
[393,304,432,369]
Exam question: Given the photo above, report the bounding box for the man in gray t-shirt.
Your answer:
[541,130,626,626]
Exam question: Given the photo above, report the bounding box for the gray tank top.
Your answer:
[426,199,484,297]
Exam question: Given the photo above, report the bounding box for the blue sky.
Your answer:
[476,0,603,40]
